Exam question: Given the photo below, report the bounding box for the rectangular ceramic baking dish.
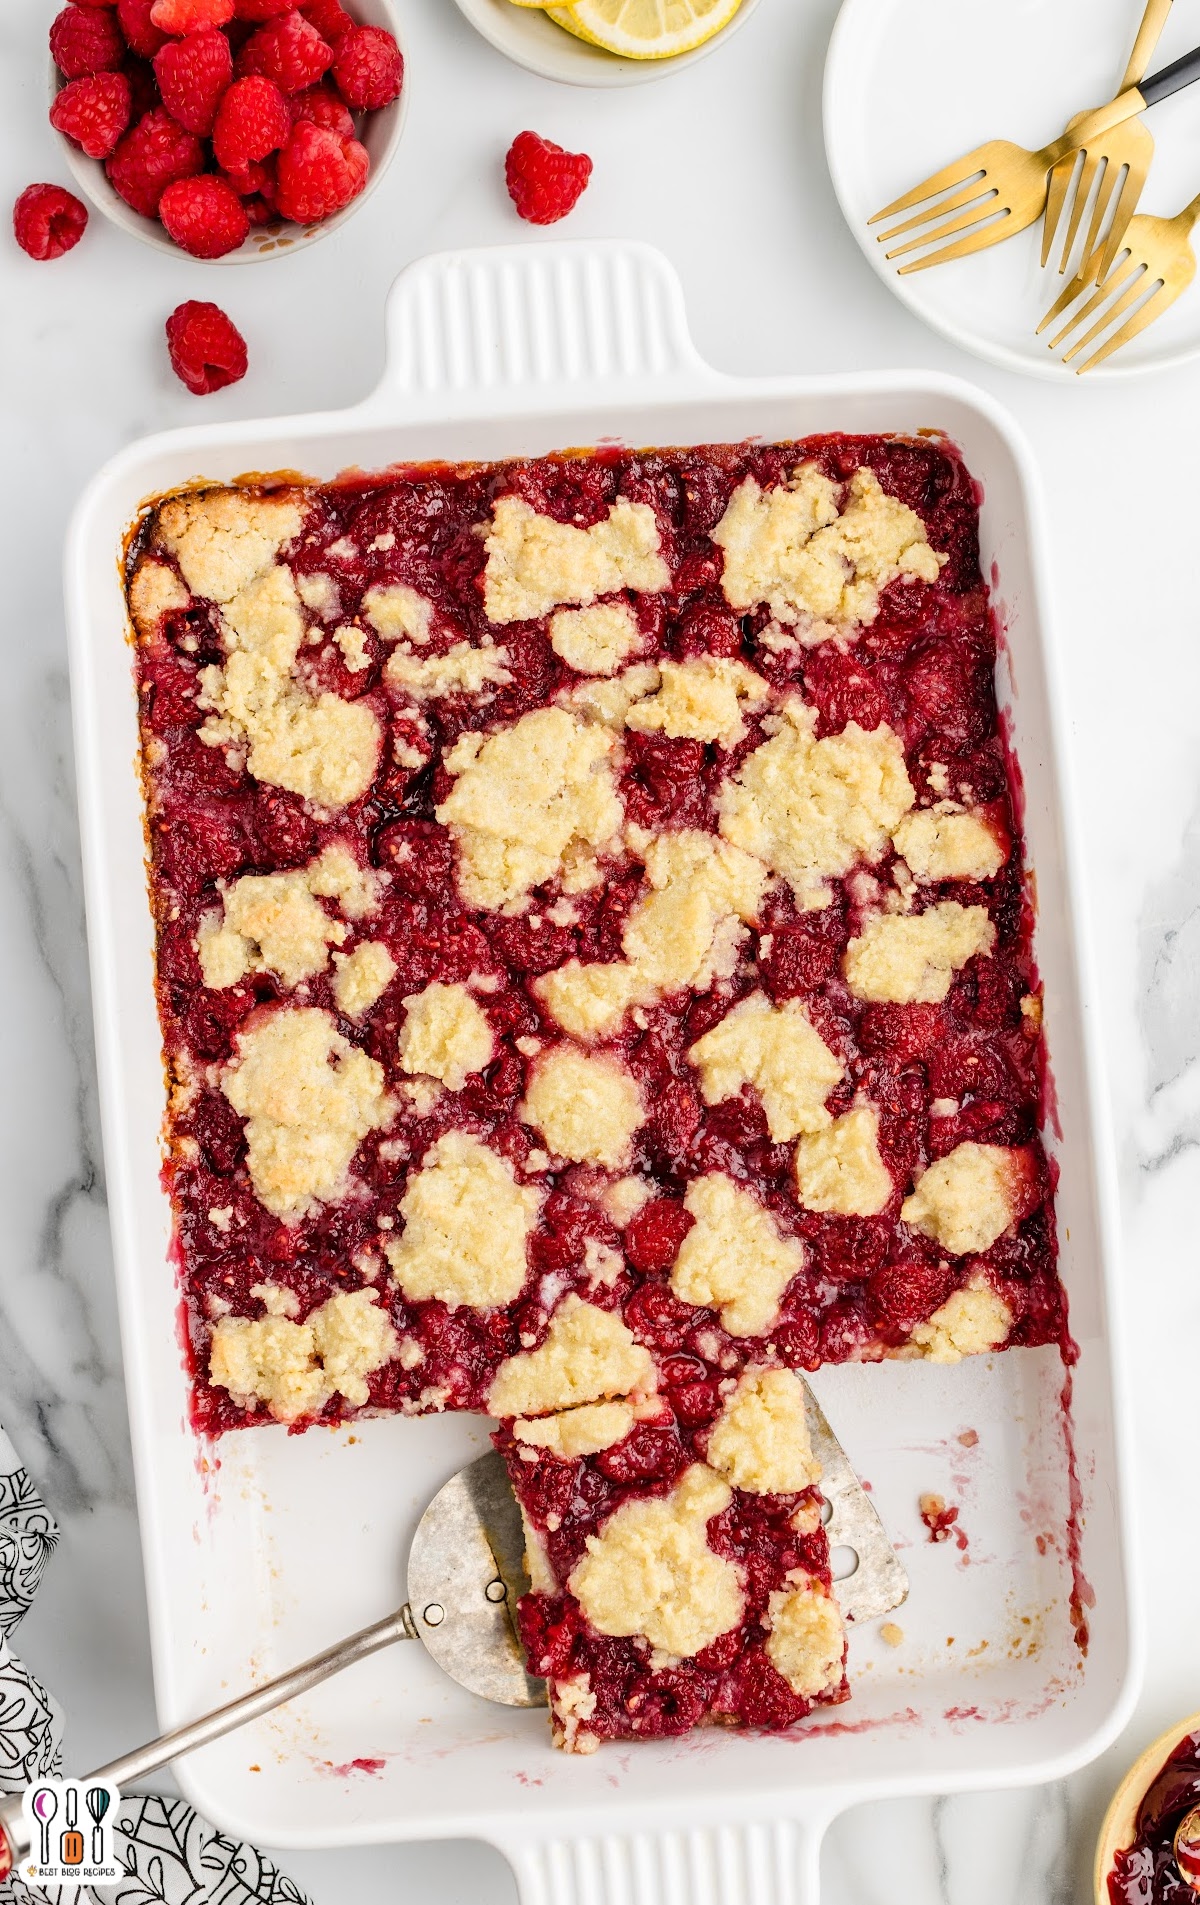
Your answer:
[65,239,1140,1905]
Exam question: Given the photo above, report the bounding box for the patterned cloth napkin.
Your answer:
[0,1427,311,1905]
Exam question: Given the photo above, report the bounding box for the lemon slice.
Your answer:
[546,0,743,59]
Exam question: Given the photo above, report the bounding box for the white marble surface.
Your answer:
[2,0,1198,1898]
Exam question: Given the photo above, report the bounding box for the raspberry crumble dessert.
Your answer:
[126,432,1063,1750]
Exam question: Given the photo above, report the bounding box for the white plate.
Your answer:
[824,0,1200,379]
[451,0,760,87]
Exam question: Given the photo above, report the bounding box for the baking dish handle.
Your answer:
[372,239,726,422]
[493,1814,829,1905]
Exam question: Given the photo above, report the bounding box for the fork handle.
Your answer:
[1121,0,1173,90]
[1140,41,1200,108]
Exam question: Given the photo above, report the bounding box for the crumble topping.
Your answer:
[763,1575,845,1696]
[332,941,396,1019]
[513,1399,636,1457]
[704,1368,821,1494]
[196,844,381,990]
[565,662,661,728]
[600,1175,653,1228]
[910,1276,1014,1363]
[794,1106,892,1216]
[296,571,340,619]
[397,981,494,1090]
[718,702,915,909]
[550,603,642,675]
[384,1131,539,1309]
[686,991,844,1141]
[157,490,303,603]
[843,902,995,1003]
[712,464,944,630]
[533,959,655,1041]
[220,1006,392,1220]
[902,1141,1026,1256]
[567,1464,743,1659]
[671,1172,804,1336]
[892,806,1005,883]
[333,625,370,673]
[208,1288,396,1423]
[483,495,669,623]
[624,657,769,748]
[521,1504,558,1594]
[386,641,512,699]
[487,1295,655,1417]
[621,829,768,994]
[129,557,190,633]
[362,583,433,644]
[521,1045,644,1170]
[551,1672,598,1754]
[436,707,623,912]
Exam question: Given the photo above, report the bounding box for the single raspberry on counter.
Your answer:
[212,73,290,166]
[106,107,204,215]
[504,130,592,225]
[289,83,353,136]
[117,0,168,56]
[13,183,89,260]
[331,24,402,109]
[159,173,250,255]
[300,0,353,43]
[237,11,333,90]
[153,28,232,134]
[50,3,125,78]
[166,299,247,393]
[149,0,234,29]
[50,71,132,158]
[274,117,366,220]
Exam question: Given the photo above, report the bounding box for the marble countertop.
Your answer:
[3,0,1196,1897]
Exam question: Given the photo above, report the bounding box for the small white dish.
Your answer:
[48,0,408,264]
[451,0,761,88]
[823,0,1200,380]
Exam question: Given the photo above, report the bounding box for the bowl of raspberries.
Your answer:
[46,0,407,261]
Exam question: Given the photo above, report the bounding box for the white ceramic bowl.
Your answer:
[48,0,408,263]
[451,0,761,88]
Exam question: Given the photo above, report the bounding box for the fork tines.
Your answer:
[1038,250,1168,370]
[868,146,1014,272]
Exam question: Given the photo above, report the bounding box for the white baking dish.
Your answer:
[65,239,1140,1905]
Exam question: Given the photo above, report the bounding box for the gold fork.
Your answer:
[1037,188,1200,371]
[1042,0,1173,276]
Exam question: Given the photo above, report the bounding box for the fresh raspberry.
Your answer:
[49,4,125,78]
[300,0,352,42]
[289,82,353,135]
[116,0,167,57]
[153,29,232,134]
[274,118,366,221]
[165,299,248,394]
[219,154,272,196]
[12,183,88,260]
[504,131,592,226]
[122,57,162,118]
[212,73,290,167]
[331,24,402,109]
[237,11,332,90]
[74,0,119,8]
[159,173,250,255]
[234,0,293,15]
[106,107,204,216]
[148,0,234,29]
[49,72,132,158]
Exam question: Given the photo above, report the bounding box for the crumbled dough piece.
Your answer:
[208,1288,396,1423]
[397,981,494,1090]
[550,603,642,676]
[296,571,340,619]
[249,1281,299,1317]
[130,557,190,633]
[521,1503,558,1595]
[386,641,511,699]
[794,1106,893,1217]
[221,1007,391,1220]
[196,843,380,991]
[625,657,769,748]
[600,1176,653,1228]
[718,701,915,909]
[843,902,995,1003]
[533,960,655,1041]
[880,1621,905,1648]
[705,1368,820,1495]
[514,1400,636,1458]
[892,807,1005,883]
[622,829,769,994]
[157,490,303,604]
[565,662,662,729]
[306,843,386,921]
[362,583,433,644]
[333,941,396,1019]
[385,1131,540,1309]
[436,708,623,912]
[332,624,370,673]
[686,991,843,1142]
[910,1276,1014,1363]
[764,1575,845,1697]
[487,1295,654,1417]
[521,1045,644,1171]
[483,495,669,624]
[552,1672,598,1754]
[568,1465,743,1659]
[712,463,945,630]
[670,1172,804,1337]
[902,1142,1025,1256]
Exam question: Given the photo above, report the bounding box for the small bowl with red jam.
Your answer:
[1098,1715,1200,1904]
